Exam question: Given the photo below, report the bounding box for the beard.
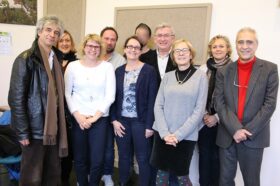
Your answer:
[106,46,115,54]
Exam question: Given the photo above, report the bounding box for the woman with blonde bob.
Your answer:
[151,39,208,186]
[56,30,78,186]
[64,34,116,186]
[198,35,232,186]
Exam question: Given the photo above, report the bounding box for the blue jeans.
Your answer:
[116,117,153,186]
[72,117,108,186]
[103,123,115,175]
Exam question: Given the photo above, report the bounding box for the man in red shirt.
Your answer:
[214,27,279,186]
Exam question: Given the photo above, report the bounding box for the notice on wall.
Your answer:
[0,32,12,55]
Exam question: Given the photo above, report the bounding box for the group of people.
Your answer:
[7,15,278,186]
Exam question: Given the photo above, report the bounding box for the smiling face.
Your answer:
[57,33,72,54]
[154,27,175,52]
[236,30,258,63]
[38,23,61,49]
[173,42,192,68]
[211,38,229,62]
[124,38,142,61]
[83,40,101,60]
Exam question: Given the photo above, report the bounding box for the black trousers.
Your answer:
[20,139,61,186]
[198,125,219,186]
[61,125,73,186]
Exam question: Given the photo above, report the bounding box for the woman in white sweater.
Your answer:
[151,39,208,186]
[64,34,116,186]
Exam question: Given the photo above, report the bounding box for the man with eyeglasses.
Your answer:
[100,26,126,186]
[144,23,176,84]
[214,27,279,186]
[143,23,185,186]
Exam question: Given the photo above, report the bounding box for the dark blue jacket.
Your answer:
[110,63,158,129]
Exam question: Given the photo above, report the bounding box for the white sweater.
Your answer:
[64,60,116,116]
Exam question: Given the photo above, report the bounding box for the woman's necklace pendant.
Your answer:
[176,69,192,85]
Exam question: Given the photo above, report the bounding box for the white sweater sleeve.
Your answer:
[64,62,79,114]
[97,63,116,114]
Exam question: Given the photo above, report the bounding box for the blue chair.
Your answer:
[0,155,21,180]
[0,110,21,180]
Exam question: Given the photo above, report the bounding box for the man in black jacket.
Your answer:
[8,15,68,186]
[144,23,176,84]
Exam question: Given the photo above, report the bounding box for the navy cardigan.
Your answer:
[110,63,158,129]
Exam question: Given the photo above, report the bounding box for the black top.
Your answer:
[139,49,153,63]
[60,51,77,73]
[175,65,196,84]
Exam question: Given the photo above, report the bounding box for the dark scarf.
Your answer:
[61,51,77,72]
[38,43,68,157]
[62,51,77,62]
[206,57,231,114]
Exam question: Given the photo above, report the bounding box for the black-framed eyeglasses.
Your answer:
[126,45,141,51]
[233,71,248,88]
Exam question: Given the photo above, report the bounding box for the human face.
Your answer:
[236,31,258,63]
[83,40,101,60]
[38,23,61,49]
[173,42,192,68]
[135,27,150,46]
[101,30,117,54]
[211,38,229,62]
[154,27,175,52]
[57,33,72,54]
[124,38,141,61]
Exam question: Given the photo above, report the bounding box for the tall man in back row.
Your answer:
[100,26,126,186]
[214,27,279,186]
[8,15,68,186]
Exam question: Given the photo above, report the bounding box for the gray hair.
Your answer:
[236,27,258,44]
[36,15,64,37]
[154,22,175,36]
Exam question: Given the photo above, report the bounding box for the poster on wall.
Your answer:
[0,0,37,25]
[0,32,12,55]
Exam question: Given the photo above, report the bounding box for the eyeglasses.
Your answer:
[237,40,255,46]
[85,44,100,50]
[233,71,248,88]
[125,45,141,51]
[155,34,174,38]
[174,48,190,55]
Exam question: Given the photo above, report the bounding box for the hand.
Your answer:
[164,134,178,147]
[20,139,30,146]
[73,111,88,130]
[145,129,154,138]
[112,120,126,137]
[203,114,218,127]
[233,129,252,143]
[84,115,98,129]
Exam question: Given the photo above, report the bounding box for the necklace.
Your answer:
[176,69,192,84]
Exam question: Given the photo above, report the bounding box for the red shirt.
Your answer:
[237,57,256,122]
